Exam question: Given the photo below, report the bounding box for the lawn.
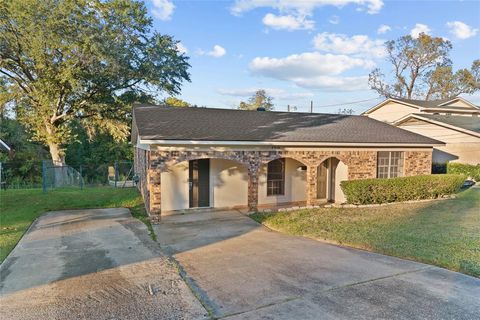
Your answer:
[251,186,480,277]
[0,187,154,263]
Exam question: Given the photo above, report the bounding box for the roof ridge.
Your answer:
[132,103,366,117]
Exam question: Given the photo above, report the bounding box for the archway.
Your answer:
[258,157,308,206]
[161,158,249,212]
[316,157,348,203]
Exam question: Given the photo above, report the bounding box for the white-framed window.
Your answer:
[267,158,285,196]
[377,151,404,179]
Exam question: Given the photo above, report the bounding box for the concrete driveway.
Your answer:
[155,210,480,320]
[0,208,207,320]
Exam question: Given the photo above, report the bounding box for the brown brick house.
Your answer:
[132,103,443,220]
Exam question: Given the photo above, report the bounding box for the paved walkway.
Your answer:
[0,208,207,320]
[155,210,480,320]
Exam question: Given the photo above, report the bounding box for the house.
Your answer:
[362,97,480,164]
[132,104,442,218]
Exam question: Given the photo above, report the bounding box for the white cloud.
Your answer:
[446,21,478,39]
[328,15,340,25]
[249,52,373,91]
[198,45,226,58]
[313,32,386,58]
[262,13,314,31]
[250,52,374,78]
[176,42,188,54]
[377,24,391,34]
[410,23,431,38]
[208,45,226,57]
[218,88,314,100]
[294,76,369,91]
[231,0,384,15]
[151,0,175,21]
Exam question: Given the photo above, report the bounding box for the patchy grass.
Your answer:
[251,187,480,278]
[0,187,155,263]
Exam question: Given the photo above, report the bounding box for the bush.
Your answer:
[447,163,480,181]
[432,162,447,174]
[340,174,466,205]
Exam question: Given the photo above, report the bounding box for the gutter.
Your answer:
[139,139,444,147]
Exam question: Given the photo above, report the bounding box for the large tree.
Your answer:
[369,33,479,100]
[238,89,274,111]
[0,0,190,165]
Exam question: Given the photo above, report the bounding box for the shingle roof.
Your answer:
[133,104,442,145]
[411,114,480,134]
[393,98,452,108]
[393,97,479,110]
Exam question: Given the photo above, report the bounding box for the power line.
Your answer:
[309,97,383,109]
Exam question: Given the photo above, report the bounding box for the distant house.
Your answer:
[132,104,441,217]
[362,97,480,165]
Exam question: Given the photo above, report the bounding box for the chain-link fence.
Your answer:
[0,160,135,191]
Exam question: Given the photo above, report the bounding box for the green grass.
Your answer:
[251,187,480,277]
[0,187,155,263]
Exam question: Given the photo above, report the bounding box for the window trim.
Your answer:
[267,158,285,196]
[377,151,404,179]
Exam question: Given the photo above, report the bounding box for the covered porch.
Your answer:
[146,151,350,217]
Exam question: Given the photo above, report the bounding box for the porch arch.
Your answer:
[159,157,251,212]
[258,157,309,207]
[316,157,348,203]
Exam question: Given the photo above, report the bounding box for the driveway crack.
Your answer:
[219,296,301,319]
[321,266,433,293]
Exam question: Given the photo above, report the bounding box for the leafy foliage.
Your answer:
[340,174,466,204]
[447,162,480,181]
[369,33,479,100]
[0,116,48,186]
[0,0,190,163]
[163,96,191,107]
[238,89,274,111]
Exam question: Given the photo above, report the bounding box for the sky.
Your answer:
[145,0,480,114]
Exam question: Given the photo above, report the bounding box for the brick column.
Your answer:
[147,168,162,222]
[247,167,259,212]
[306,165,318,206]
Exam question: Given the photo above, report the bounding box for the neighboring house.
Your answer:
[132,104,442,218]
[363,97,480,165]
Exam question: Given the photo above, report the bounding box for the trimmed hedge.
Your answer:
[447,163,480,181]
[340,174,466,205]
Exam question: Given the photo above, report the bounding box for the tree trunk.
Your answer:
[46,141,67,188]
[47,141,65,166]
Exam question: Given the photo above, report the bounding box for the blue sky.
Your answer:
[146,0,480,113]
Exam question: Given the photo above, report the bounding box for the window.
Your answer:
[377,151,404,178]
[267,159,285,195]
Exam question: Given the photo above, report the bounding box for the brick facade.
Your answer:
[135,147,432,219]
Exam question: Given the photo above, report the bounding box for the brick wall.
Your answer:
[136,147,432,218]
[404,151,432,176]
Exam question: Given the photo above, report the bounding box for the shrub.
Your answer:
[340,174,466,205]
[432,162,447,174]
[447,163,480,181]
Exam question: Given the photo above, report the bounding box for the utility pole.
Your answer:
[310,100,313,113]
[287,104,290,112]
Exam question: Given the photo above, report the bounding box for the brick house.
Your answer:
[132,103,442,220]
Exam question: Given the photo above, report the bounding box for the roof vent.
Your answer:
[256,107,266,111]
